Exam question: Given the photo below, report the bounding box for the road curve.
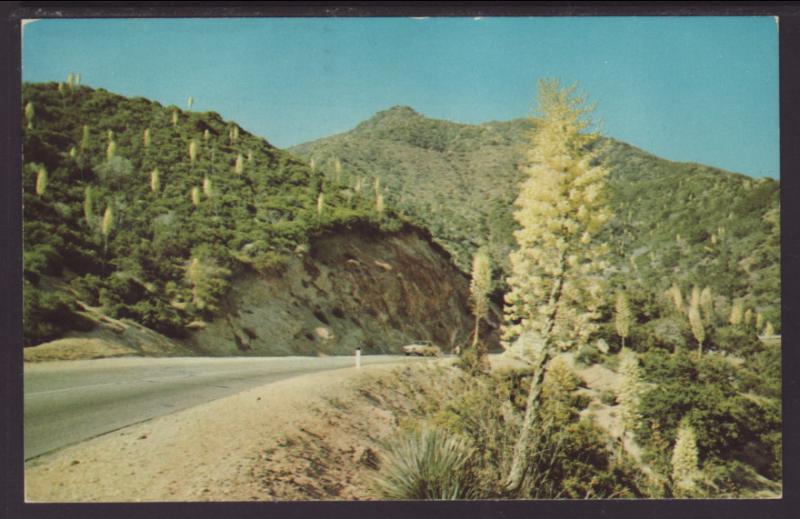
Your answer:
[24,355,421,460]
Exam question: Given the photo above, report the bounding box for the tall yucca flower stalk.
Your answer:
[191,187,201,206]
[700,287,714,326]
[688,300,705,356]
[81,125,90,151]
[756,312,764,332]
[75,73,81,86]
[189,139,198,166]
[203,176,213,198]
[229,125,239,144]
[187,96,194,111]
[234,153,244,175]
[376,192,385,214]
[58,82,65,95]
[35,166,48,196]
[101,206,114,253]
[744,308,753,327]
[24,102,34,129]
[150,168,161,193]
[334,159,342,183]
[247,150,253,163]
[69,146,77,159]
[203,129,210,142]
[469,248,492,357]
[374,176,381,195]
[729,299,744,326]
[309,158,316,170]
[501,80,612,492]
[689,286,701,312]
[106,140,116,161]
[107,130,114,142]
[671,419,700,495]
[67,72,74,90]
[172,109,179,127]
[83,186,94,226]
[143,128,151,148]
[668,284,684,314]
[764,321,775,336]
[615,290,632,349]
[618,348,643,435]
[316,192,324,219]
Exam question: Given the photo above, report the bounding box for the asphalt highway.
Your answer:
[23,355,420,460]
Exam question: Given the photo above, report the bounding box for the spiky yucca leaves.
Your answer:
[671,419,700,495]
[502,79,612,491]
[618,348,643,435]
[615,290,632,349]
[375,427,475,500]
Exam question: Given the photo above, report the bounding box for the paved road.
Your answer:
[24,355,421,460]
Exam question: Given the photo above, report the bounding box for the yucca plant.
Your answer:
[35,166,47,196]
[374,427,475,500]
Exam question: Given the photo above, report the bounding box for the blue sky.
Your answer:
[22,17,779,178]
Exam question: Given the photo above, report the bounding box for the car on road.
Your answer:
[402,340,442,357]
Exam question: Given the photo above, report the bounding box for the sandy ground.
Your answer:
[24,362,415,502]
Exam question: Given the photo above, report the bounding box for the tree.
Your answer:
[502,79,612,491]
[615,290,631,349]
[469,248,492,356]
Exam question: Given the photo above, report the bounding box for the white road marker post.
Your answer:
[355,347,362,369]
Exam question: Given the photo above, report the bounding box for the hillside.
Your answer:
[21,84,475,353]
[290,107,780,332]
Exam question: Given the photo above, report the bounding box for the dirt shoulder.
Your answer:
[24,361,424,502]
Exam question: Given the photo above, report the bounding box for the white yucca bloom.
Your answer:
[143,128,151,148]
[24,102,34,129]
[729,299,744,326]
[316,192,324,217]
[189,139,198,164]
[234,153,244,175]
[35,166,47,196]
[671,420,700,494]
[203,176,213,198]
[106,140,116,161]
[101,206,114,237]
[618,348,642,434]
[191,186,200,206]
[150,168,160,193]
